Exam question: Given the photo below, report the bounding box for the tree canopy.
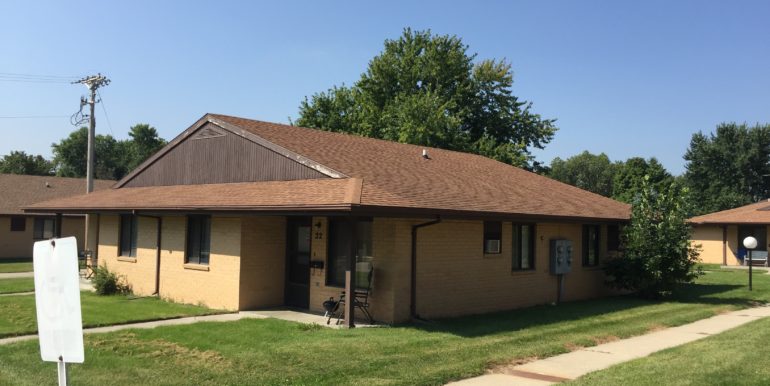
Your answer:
[295,28,557,168]
[51,123,166,180]
[0,151,53,176]
[683,123,770,215]
[549,151,616,197]
[613,157,674,203]
[547,151,673,203]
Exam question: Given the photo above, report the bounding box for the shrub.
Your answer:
[92,265,131,295]
[604,177,702,298]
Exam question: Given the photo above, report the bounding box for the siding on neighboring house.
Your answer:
[0,215,85,259]
[691,224,767,266]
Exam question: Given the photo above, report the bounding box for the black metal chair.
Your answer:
[325,262,374,325]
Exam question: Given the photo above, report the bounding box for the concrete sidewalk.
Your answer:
[0,312,251,346]
[0,272,33,279]
[0,308,368,346]
[448,305,770,385]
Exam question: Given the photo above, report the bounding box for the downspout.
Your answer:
[410,217,441,320]
[136,212,163,296]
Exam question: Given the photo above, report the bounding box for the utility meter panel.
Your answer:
[550,239,573,275]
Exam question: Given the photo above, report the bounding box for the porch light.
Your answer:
[743,236,758,291]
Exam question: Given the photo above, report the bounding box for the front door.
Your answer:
[285,217,311,308]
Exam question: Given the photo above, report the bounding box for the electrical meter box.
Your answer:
[550,239,573,275]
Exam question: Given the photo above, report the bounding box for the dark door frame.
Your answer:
[285,216,312,309]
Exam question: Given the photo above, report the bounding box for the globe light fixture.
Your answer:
[743,236,758,291]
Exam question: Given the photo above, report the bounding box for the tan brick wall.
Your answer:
[691,224,749,266]
[99,215,242,310]
[306,217,416,323]
[97,215,157,295]
[240,216,286,309]
[158,216,241,310]
[0,215,85,259]
[415,220,612,319]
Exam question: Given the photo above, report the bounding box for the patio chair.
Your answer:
[326,262,374,325]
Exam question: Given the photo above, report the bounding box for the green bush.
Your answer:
[92,266,130,295]
[604,177,702,298]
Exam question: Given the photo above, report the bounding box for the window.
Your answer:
[583,225,600,267]
[607,224,621,252]
[10,216,26,232]
[484,221,502,254]
[33,217,54,240]
[119,214,138,258]
[327,218,373,287]
[186,215,211,265]
[512,224,535,270]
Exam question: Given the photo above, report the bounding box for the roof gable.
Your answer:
[116,116,346,188]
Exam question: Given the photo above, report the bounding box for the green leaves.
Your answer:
[51,124,166,180]
[605,178,701,298]
[295,28,556,168]
[0,151,53,176]
[684,123,770,215]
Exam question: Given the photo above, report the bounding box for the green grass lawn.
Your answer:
[570,316,770,385]
[0,278,34,294]
[0,292,223,338]
[0,259,33,273]
[0,266,767,385]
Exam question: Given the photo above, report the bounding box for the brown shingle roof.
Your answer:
[210,114,630,221]
[28,114,630,221]
[0,174,113,215]
[27,179,357,212]
[690,200,770,225]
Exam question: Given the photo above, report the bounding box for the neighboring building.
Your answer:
[28,114,630,323]
[690,200,770,266]
[0,174,113,259]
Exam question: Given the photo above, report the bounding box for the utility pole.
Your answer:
[72,74,110,193]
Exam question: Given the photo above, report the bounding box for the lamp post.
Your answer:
[743,236,758,291]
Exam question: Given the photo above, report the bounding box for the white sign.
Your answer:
[33,237,84,363]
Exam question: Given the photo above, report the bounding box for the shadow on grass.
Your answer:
[405,282,758,338]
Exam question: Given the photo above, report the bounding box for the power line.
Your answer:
[96,89,114,136]
[0,72,79,84]
[0,72,79,79]
[0,115,70,119]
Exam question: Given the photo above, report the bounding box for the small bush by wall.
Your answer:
[93,266,131,295]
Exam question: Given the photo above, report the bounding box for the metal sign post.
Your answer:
[33,237,84,386]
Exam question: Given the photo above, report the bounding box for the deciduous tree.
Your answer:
[0,151,53,176]
[295,28,557,168]
[604,177,701,298]
[684,123,770,215]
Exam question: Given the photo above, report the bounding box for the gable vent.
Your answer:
[192,126,226,140]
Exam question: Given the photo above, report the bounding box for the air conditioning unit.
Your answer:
[485,239,501,254]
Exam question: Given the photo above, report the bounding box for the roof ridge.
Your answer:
[209,113,507,161]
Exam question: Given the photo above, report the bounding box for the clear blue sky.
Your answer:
[1,0,768,175]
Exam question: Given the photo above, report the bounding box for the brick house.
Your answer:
[690,201,770,266]
[0,174,112,259]
[28,114,629,323]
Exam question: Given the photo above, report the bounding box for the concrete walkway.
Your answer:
[449,305,770,385]
[0,308,371,346]
[0,272,33,279]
